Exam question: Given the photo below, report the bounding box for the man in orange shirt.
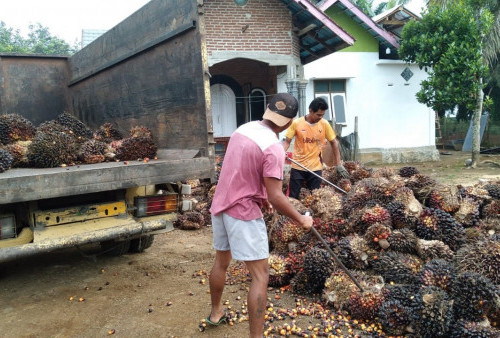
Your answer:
[282,97,348,199]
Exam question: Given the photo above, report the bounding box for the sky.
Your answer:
[1,0,428,46]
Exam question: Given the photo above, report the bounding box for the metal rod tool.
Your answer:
[286,156,347,194]
[305,212,364,292]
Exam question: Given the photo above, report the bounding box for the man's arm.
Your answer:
[329,138,342,166]
[282,137,292,151]
[264,176,312,230]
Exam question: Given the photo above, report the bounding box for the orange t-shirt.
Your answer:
[285,117,336,171]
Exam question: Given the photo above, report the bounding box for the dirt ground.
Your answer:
[1,151,499,338]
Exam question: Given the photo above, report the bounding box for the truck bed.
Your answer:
[0,149,213,204]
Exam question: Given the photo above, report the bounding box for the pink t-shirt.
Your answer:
[210,121,285,221]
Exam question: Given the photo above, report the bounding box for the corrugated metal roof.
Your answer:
[280,0,355,64]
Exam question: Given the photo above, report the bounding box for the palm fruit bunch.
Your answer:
[301,187,342,221]
[341,180,373,216]
[416,238,454,262]
[27,131,78,168]
[381,283,420,309]
[194,201,211,225]
[377,300,412,336]
[463,226,487,245]
[392,186,423,220]
[289,271,310,295]
[0,148,14,173]
[322,269,380,309]
[115,136,157,161]
[459,183,492,205]
[418,259,456,292]
[55,112,93,140]
[387,228,418,254]
[3,141,31,167]
[427,184,460,213]
[360,203,391,231]
[345,289,384,321]
[454,197,481,227]
[334,234,375,270]
[311,217,339,239]
[0,113,36,144]
[268,253,291,287]
[372,167,395,179]
[349,164,372,183]
[298,187,312,201]
[416,207,465,251]
[455,238,500,284]
[335,178,351,193]
[452,271,498,321]
[386,201,413,229]
[398,166,419,178]
[37,120,74,135]
[302,247,334,294]
[78,139,108,164]
[372,251,423,284]
[361,176,405,203]
[363,223,391,249]
[93,122,123,143]
[450,320,499,338]
[405,173,436,202]
[173,211,205,230]
[484,182,500,199]
[409,286,454,337]
[129,125,153,139]
[482,200,500,230]
[269,215,308,254]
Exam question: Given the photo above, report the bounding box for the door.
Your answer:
[211,84,237,137]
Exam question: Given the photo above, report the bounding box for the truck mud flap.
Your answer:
[0,216,167,264]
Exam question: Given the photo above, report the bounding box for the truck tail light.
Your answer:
[134,194,178,217]
[0,214,16,240]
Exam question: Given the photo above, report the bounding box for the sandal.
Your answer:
[205,312,228,326]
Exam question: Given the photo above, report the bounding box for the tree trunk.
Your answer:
[470,77,484,168]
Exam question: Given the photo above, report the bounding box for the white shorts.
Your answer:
[211,213,269,261]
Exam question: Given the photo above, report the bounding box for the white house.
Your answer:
[278,0,439,163]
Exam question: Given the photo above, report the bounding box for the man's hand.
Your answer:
[263,200,274,214]
[298,214,313,230]
[336,164,350,179]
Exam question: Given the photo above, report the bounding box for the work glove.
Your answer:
[336,164,350,179]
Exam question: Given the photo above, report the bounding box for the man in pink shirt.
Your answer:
[207,93,313,337]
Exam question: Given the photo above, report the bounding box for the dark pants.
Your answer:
[288,168,322,200]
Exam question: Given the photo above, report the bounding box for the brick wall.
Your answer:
[204,0,299,58]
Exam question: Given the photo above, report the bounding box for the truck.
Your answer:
[0,0,215,263]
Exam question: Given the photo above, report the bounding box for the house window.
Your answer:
[314,79,347,125]
[249,88,266,121]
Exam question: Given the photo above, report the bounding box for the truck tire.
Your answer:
[129,235,155,253]
[100,240,131,256]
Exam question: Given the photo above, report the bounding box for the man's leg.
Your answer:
[245,259,269,338]
[306,170,323,191]
[289,168,305,199]
[209,250,232,322]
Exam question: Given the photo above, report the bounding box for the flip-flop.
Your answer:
[205,312,228,326]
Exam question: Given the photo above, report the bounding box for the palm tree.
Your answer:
[429,0,499,166]
[351,0,411,17]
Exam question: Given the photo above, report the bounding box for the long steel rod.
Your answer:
[310,226,365,292]
[287,156,347,194]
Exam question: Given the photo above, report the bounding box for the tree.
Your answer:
[0,21,76,55]
[350,0,411,17]
[399,0,494,167]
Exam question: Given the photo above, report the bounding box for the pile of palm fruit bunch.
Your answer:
[175,156,224,230]
[262,161,500,337]
[0,112,158,170]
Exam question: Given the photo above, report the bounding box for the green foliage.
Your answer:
[0,21,76,55]
[399,1,493,113]
[350,0,410,16]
